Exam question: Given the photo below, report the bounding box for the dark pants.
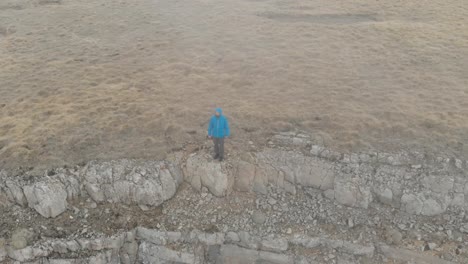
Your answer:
[213,137,224,158]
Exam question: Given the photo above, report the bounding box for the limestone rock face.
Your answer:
[334,172,373,209]
[217,244,293,264]
[235,161,256,192]
[5,180,27,207]
[23,178,68,218]
[184,154,232,197]
[256,149,336,192]
[138,242,201,264]
[82,159,181,208]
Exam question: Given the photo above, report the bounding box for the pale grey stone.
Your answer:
[423,175,454,194]
[76,238,105,251]
[428,242,438,250]
[7,246,50,262]
[136,227,182,245]
[376,188,393,205]
[283,180,296,195]
[89,239,104,251]
[334,177,372,209]
[310,145,324,156]
[401,193,423,215]
[256,149,335,192]
[323,189,335,200]
[56,172,81,200]
[85,183,105,202]
[83,160,180,207]
[185,154,232,197]
[218,244,293,264]
[260,236,288,253]
[88,250,119,264]
[121,239,139,264]
[138,242,200,263]
[226,232,240,243]
[11,228,35,249]
[238,231,260,250]
[384,227,403,245]
[5,180,27,206]
[7,246,34,262]
[252,211,266,225]
[103,234,125,249]
[289,235,321,248]
[51,240,68,254]
[23,179,68,218]
[0,238,6,262]
[235,161,256,192]
[421,198,445,216]
[65,240,80,252]
[190,231,224,245]
[379,244,453,264]
[322,239,374,257]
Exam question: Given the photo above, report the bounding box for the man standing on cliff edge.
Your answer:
[208,108,230,161]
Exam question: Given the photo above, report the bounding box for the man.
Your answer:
[208,108,230,161]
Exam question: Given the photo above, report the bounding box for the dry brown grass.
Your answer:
[0,0,467,170]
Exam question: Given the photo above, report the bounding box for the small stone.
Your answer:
[11,228,35,250]
[384,227,403,245]
[260,236,289,252]
[347,218,354,228]
[311,145,324,156]
[89,202,97,209]
[286,228,292,234]
[66,240,80,252]
[252,211,266,225]
[427,242,437,250]
[268,198,277,205]
[51,240,68,254]
[139,205,150,211]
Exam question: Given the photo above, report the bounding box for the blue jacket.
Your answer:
[208,108,230,138]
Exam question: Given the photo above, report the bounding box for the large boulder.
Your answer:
[23,178,68,218]
[184,154,232,197]
[82,159,182,208]
[401,192,450,216]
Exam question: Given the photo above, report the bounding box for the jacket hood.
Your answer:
[215,108,223,115]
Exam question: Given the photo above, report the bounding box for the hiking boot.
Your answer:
[213,154,219,160]
[219,157,224,162]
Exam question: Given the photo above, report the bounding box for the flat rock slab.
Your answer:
[379,244,454,264]
[217,244,293,264]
